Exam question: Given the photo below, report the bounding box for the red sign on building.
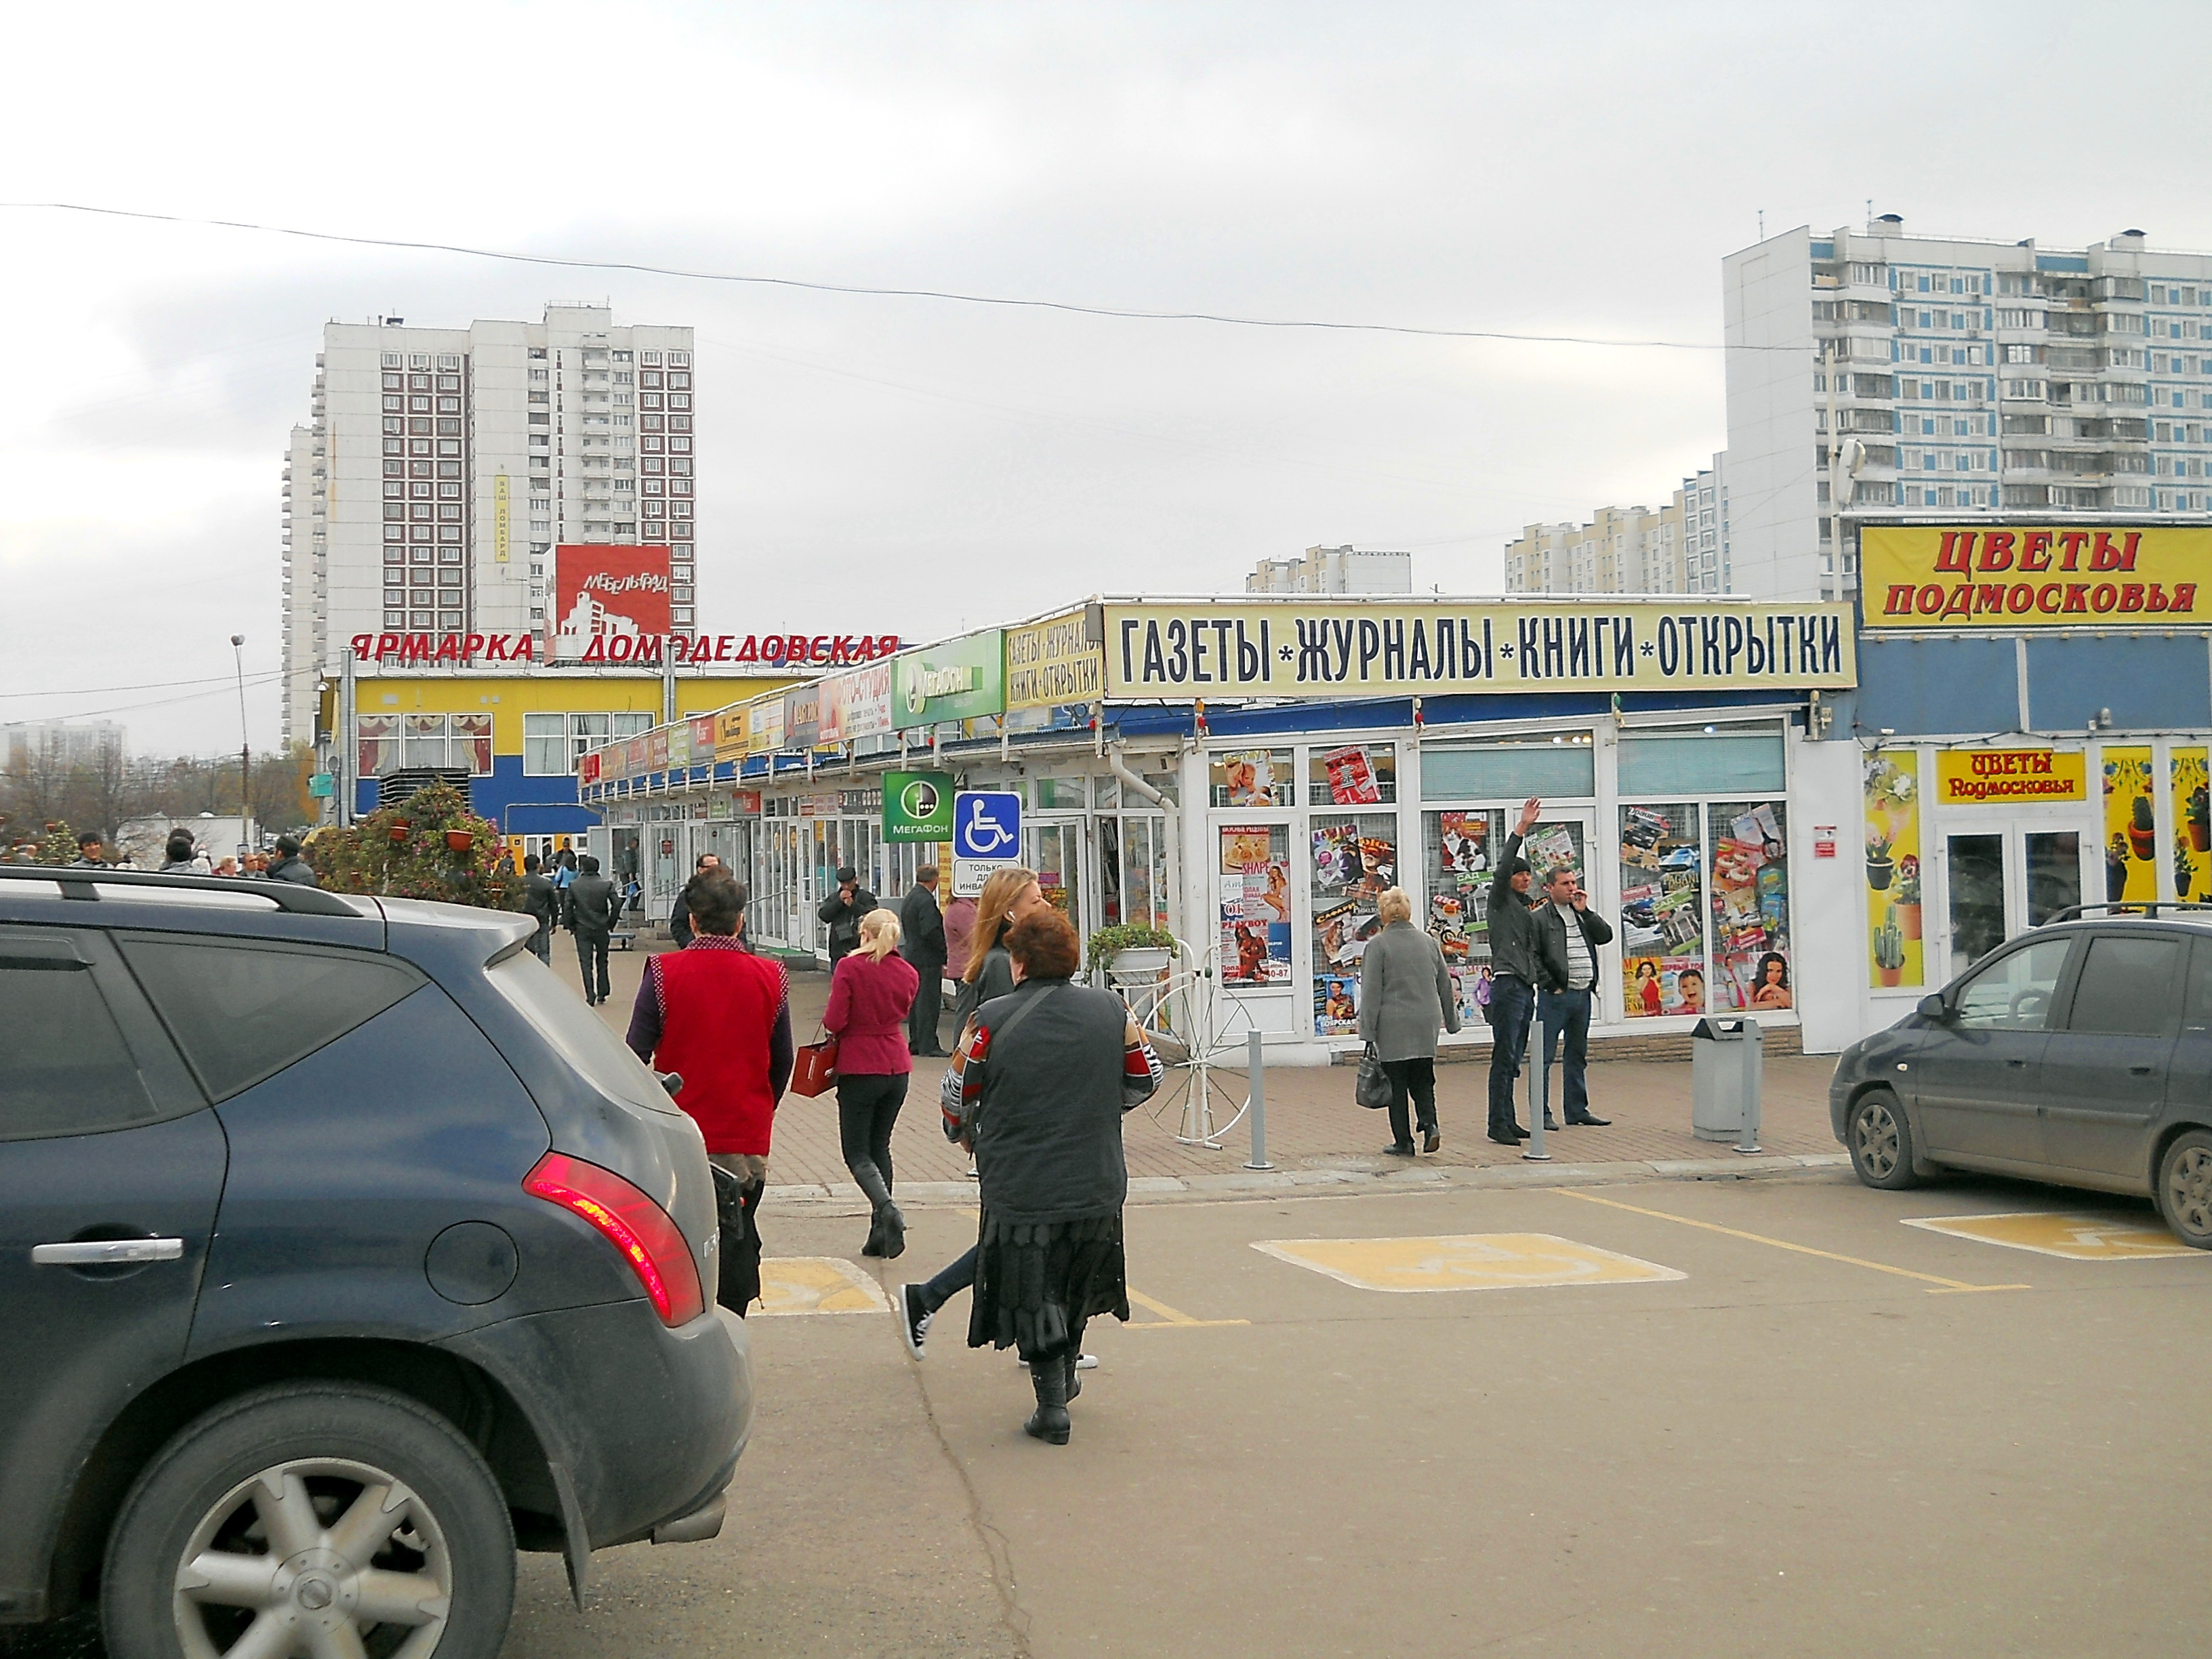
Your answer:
[552,544,673,657]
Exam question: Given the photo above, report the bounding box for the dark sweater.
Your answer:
[970,979,1138,1226]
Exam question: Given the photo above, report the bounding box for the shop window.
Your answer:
[1219,824,1292,985]
[1211,749,1294,808]
[1617,726,1785,796]
[1707,801,1790,1013]
[1118,817,1169,931]
[1308,743,1395,806]
[1094,775,1120,811]
[1619,805,1706,1017]
[356,715,398,779]
[1037,777,1088,809]
[1421,732,1594,801]
[1423,809,1504,1027]
[523,713,567,776]
[453,713,493,776]
[1311,814,1399,1036]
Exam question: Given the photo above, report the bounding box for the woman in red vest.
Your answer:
[823,907,920,1259]
[626,869,793,1315]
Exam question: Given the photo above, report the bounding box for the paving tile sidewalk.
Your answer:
[581,939,1847,1205]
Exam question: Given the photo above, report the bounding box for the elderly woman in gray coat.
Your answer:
[1357,886,1462,1155]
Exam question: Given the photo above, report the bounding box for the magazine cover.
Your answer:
[1320,745,1382,805]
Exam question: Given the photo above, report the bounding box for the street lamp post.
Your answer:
[230,634,251,846]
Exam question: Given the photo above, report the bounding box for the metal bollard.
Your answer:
[1734,1019,1764,1155]
[1523,1004,1551,1162]
[1244,1029,1274,1170]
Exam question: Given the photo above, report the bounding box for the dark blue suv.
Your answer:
[0,865,752,1658]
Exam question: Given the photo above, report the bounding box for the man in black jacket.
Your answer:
[267,834,319,886]
[1483,798,1547,1144]
[566,854,618,1004]
[521,853,558,962]
[1532,863,1615,1128]
[669,852,720,948]
[899,865,948,1054]
[817,865,877,963]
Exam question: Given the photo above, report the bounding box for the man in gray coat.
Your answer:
[1357,887,1462,1155]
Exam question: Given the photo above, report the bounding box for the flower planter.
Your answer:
[2192,819,2210,854]
[2127,825,2156,861]
[1877,964,1903,988]
[1896,903,1922,941]
[1109,947,1174,977]
[1866,856,1896,891]
[445,830,476,853]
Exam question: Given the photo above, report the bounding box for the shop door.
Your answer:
[1943,823,2088,979]
[1031,821,1085,938]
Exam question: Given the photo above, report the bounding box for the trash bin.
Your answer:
[1690,1017,1764,1149]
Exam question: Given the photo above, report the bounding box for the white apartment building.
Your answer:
[3,719,126,771]
[280,304,698,746]
[1724,216,2212,602]
[1502,460,1727,596]
[1248,545,1414,594]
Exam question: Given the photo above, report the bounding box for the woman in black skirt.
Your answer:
[945,907,1163,1443]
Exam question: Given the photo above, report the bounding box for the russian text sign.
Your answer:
[1862,524,2207,628]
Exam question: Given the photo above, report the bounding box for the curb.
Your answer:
[766,1151,1853,1213]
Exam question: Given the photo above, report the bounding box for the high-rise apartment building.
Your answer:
[1502,462,1726,596]
[1724,218,2212,601]
[281,304,697,745]
[3,719,126,772]
[1247,545,1414,594]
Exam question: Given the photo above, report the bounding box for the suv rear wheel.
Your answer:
[1847,1088,1921,1189]
[102,1380,514,1659]
[2157,1130,2212,1250]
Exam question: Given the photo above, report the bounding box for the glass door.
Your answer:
[1030,821,1085,937]
[1944,824,2087,979]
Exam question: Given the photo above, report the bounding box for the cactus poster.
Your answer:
[2172,750,2209,903]
[2100,748,2158,905]
[1864,749,1923,989]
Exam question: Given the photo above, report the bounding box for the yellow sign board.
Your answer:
[714,706,749,763]
[1251,1233,1685,1293]
[493,472,510,563]
[1004,607,1106,710]
[1101,600,1854,699]
[1902,1213,2203,1261]
[1862,523,2210,627]
[1932,748,2088,806]
[753,1257,895,1315]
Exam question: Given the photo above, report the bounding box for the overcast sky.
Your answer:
[5,1,2210,756]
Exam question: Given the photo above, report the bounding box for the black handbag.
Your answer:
[1355,1044,1393,1110]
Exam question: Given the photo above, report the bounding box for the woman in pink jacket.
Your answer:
[824,908,920,1258]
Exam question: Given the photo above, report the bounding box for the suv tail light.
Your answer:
[525,1151,705,1327]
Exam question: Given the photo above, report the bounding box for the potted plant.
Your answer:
[1894,855,1921,941]
[2108,832,2131,901]
[2190,785,2211,853]
[2177,842,2195,900]
[1086,923,1179,982]
[1873,911,1907,988]
[2128,796,2157,861]
[445,828,476,853]
[1865,827,1896,892]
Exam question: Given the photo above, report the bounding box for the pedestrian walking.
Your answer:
[823,908,920,1258]
[267,834,319,886]
[1483,797,1547,1144]
[899,864,949,1056]
[670,851,721,947]
[1534,862,1614,1127]
[159,831,211,875]
[520,853,558,962]
[566,853,618,1005]
[624,869,793,1316]
[817,865,879,964]
[1357,886,1462,1155]
[551,846,578,894]
[924,909,1162,1445]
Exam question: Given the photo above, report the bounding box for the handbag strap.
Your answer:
[979,981,1056,1051]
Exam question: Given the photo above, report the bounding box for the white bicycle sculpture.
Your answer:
[1105,936,1259,1150]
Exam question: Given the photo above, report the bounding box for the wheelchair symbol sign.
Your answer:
[954,792,1023,860]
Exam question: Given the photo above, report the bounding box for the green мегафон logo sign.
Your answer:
[882,771,956,842]
[891,630,1006,729]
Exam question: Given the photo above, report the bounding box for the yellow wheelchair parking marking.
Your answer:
[755,1256,894,1316]
[1903,1212,2203,1261]
[1123,1286,1250,1329]
[1252,1233,1684,1294]
[1557,1187,2030,1294]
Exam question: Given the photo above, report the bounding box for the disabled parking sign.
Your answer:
[952,791,1023,896]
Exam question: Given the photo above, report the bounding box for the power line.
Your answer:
[5,201,1793,354]
[0,672,264,701]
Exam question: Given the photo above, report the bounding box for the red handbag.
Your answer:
[790,1032,839,1098]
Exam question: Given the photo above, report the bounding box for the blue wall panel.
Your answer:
[1852,637,2022,736]
[2025,635,2211,733]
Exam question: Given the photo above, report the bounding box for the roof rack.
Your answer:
[2043,900,2212,924]
[0,864,363,918]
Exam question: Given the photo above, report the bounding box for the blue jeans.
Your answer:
[920,1246,977,1313]
[1536,985,1594,1118]
[1486,975,1535,1134]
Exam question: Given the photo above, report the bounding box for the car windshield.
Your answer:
[485,952,678,1116]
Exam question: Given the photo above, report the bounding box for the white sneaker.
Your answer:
[1016,1351,1099,1368]
[966,1159,979,1179]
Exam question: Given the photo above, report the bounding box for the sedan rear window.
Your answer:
[118,936,426,1101]
[2066,935,2182,1037]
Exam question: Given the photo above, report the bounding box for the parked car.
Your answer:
[1830,903,2212,1248]
[0,864,752,1658]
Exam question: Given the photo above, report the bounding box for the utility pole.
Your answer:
[230,633,251,842]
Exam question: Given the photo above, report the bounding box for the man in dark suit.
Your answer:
[521,853,558,963]
[817,864,878,963]
[898,864,948,1055]
[566,853,619,1005]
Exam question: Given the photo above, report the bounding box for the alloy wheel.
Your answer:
[2165,1145,2212,1243]
[1853,1099,1901,1181]
[172,1456,451,1659]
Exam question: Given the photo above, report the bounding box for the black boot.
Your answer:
[851,1161,905,1260]
[874,1200,906,1260]
[1024,1358,1071,1444]
[1063,1322,1086,1401]
[860,1208,886,1257]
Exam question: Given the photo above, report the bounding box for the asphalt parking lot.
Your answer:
[12,1166,2205,1658]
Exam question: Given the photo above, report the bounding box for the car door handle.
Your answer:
[31,1238,184,1267]
[2005,1058,2029,1067]
[2129,1064,2155,1076]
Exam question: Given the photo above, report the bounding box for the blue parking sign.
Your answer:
[954,791,1023,860]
